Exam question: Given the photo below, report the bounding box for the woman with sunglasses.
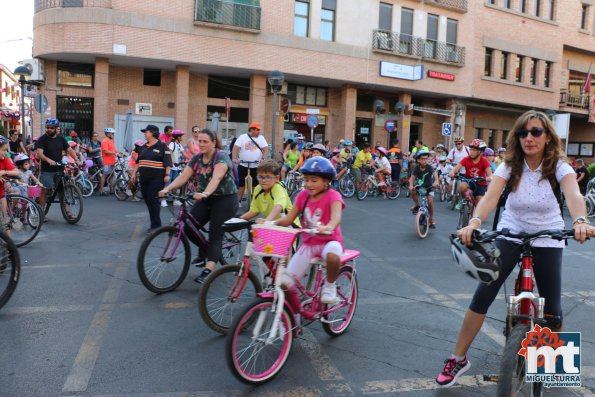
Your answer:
[183,125,201,160]
[436,110,593,388]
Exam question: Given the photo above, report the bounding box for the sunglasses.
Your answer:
[455,142,463,145]
[516,127,547,139]
[256,175,276,181]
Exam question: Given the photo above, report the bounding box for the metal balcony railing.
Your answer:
[559,91,590,109]
[373,30,466,66]
[195,0,261,30]
[424,0,468,13]
[35,0,112,12]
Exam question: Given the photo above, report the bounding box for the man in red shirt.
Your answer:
[0,136,23,223]
[448,139,492,208]
[99,127,120,195]
[159,125,173,146]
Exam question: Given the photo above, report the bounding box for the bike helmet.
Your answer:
[415,149,430,159]
[332,147,341,155]
[104,127,116,134]
[0,135,10,145]
[469,139,487,150]
[436,143,445,149]
[497,147,507,153]
[343,139,353,146]
[134,139,145,147]
[68,141,78,148]
[449,234,501,285]
[454,136,464,143]
[46,118,60,127]
[172,129,185,137]
[439,156,447,162]
[304,142,314,150]
[484,148,495,156]
[300,157,336,179]
[376,146,388,157]
[69,131,78,138]
[14,153,29,165]
[312,143,327,155]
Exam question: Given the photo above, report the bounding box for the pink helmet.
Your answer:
[69,131,78,138]
[376,146,388,156]
[32,136,39,142]
[68,141,78,148]
[134,139,145,146]
[172,129,185,136]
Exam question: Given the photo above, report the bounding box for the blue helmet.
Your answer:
[0,135,10,146]
[300,157,336,179]
[415,149,430,159]
[46,118,60,127]
[343,139,353,146]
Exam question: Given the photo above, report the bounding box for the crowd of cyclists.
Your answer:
[3,110,595,392]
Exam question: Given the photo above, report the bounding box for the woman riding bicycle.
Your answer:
[159,129,238,284]
[435,110,594,388]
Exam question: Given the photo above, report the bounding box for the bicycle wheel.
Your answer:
[439,185,445,202]
[497,324,543,397]
[226,298,293,384]
[198,262,263,334]
[61,183,83,224]
[113,178,129,201]
[415,209,429,239]
[5,195,44,247]
[137,226,191,293]
[322,266,358,336]
[78,177,94,198]
[385,183,399,200]
[339,174,355,198]
[356,181,369,200]
[221,229,249,266]
[457,203,470,230]
[450,189,460,210]
[586,198,594,217]
[0,232,20,309]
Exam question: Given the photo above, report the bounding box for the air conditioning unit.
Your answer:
[20,59,45,82]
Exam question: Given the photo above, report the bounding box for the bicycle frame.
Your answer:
[162,202,210,259]
[506,248,545,330]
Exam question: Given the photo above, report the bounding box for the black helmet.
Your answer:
[304,142,314,150]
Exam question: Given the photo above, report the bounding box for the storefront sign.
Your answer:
[290,113,326,125]
[306,108,320,115]
[136,102,152,116]
[380,61,423,81]
[360,127,369,135]
[427,70,456,81]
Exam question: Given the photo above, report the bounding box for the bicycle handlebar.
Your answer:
[473,228,576,243]
[455,175,486,183]
[162,192,196,203]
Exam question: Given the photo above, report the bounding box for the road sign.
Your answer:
[384,119,397,133]
[34,94,48,114]
[306,115,319,128]
[441,122,452,136]
[281,98,291,115]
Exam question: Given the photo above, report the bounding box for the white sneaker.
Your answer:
[125,189,133,197]
[173,200,182,206]
[161,199,168,207]
[321,282,339,304]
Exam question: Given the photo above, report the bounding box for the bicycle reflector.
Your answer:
[449,234,501,285]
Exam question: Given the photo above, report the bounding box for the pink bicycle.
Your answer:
[225,224,360,384]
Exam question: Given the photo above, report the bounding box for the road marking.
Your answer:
[361,374,494,394]
[62,224,142,393]
[2,304,94,315]
[91,386,324,396]
[26,263,118,269]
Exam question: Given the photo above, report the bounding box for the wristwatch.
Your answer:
[572,216,590,225]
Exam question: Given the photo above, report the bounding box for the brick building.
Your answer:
[0,65,23,135]
[32,0,594,159]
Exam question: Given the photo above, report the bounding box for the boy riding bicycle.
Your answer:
[409,150,439,229]
[436,156,453,193]
[448,139,492,209]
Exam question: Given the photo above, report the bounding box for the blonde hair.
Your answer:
[504,110,566,191]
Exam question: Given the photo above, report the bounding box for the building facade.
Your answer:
[32,0,594,159]
[0,65,23,136]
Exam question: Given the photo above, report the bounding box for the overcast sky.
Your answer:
[0,1,34,72]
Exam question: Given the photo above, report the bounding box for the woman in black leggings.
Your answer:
[159,129,238,284]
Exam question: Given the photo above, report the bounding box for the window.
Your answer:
[534,0,541,16]
[320,5,335,41]
[488,129,496,149]
[57,62,94,87]
[519,0,527,13]
[581,4,589,30]
[287,84,327,107]
[530,58,538,85]
[501,52,509,80]
[549,0,555,20]
[474,128,482,139]
[484,48,493,77]
[207,75,250,100]
[425,14,439,58]
[515,56,524,83]
[56,96,94,140]
[400,8,414,54]
[503,0,511,9]
[446,19,458,62]
[544,61,552,87]
[294,1,309,37]
[378,3,393,50]
[486,0,495,4]
[143,69,161,86]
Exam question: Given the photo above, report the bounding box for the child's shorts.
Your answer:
[282,241,343,286]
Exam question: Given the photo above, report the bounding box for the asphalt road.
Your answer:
[1,192,594,397]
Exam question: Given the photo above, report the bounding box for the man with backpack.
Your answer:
[232,122,269,202]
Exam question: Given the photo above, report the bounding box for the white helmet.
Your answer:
[104,127,116,134]
[449,234,501,285]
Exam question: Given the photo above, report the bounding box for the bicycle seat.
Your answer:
[310,249,360,266]
[221,217,253,232]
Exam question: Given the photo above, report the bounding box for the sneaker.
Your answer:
[192,257,206,267]
[321,282,339,304]
[161,199,168,207]
[429,223,436,229]
[194,268,212,284]
[436,356,471,387]
[130,196,141,202]
[455,201,462,210]
[125,189,133,197]
[173,200,182,206]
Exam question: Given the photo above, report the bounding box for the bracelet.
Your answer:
[572,216,590,225]
[469,217,482,227]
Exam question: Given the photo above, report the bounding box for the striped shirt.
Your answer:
[137,140,172,181]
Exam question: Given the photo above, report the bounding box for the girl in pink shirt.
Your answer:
[274,157,344,304]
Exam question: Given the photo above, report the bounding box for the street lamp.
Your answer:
[267,70,284,159]
[13,65,31,143]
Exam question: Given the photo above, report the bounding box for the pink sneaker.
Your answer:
[436,356,470,387]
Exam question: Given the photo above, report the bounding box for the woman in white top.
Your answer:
[374,146,392,186]
[436,110,594,388]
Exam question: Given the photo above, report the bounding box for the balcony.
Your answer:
[424,0,468,13]
[195,0,261,31]
[559,91,590,110]
[34,0,111,12]
[372,30,465,67]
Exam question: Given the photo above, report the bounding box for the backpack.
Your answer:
[492,178,563,231]
[192,150,239,186]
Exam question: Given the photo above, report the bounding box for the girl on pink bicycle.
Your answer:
[273,157,344,304]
